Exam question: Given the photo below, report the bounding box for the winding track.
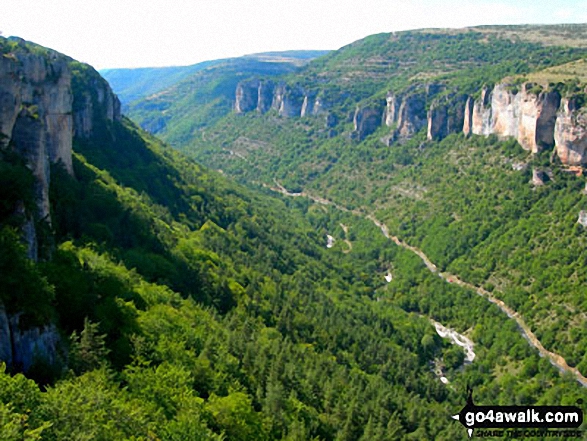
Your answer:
[270,182,587,388]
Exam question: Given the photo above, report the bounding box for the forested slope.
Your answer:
[1,31,587,441]
[116,22,587,422]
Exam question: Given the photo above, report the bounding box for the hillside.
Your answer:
[103,50,329,147]
[102,50,329,109]
[100,62,219,108]
[1,30,587,440]
[125,25,587,389]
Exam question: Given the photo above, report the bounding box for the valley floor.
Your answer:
[270,181,587,389]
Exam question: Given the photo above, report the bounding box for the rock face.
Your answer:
[278,85,305,118]
[532,168,549,186]
[462,96,474,136]
[235,80,317,118]
[235,80,260,113]
[427,94,468,141]
[396,93,427,137]
[471,86,493,136]
[485,84,561,153]
[385,91,428,138]
[73,72,121,139]
[0,37,121,260]
[518,87,560,153]
[0,37,122,373]
[464,81,585,164]
[469,83,563,153]
[257,81,275,113]
[234,75,587,166]
[301,91,317,117]
[385,92,402,127]
[235,80,278,114]
[554,97,587,165]
[385,85,444,140]
[0,303,61,372]
[352,103,385,140]
[1,45,73,224]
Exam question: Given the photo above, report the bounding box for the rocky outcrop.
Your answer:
[235,80,277,114]
[490,84,519,138]
[1,45,73,225]
[270,83,286,114]
[554,97,587,166]
[0,37,121,260]
[471,86,493,136]
[233,74,587,166]
[301,91,318,117]
[352,103,385,140]
[277,85,305,118]
[427,94,468,140]
[485,84,561,153]
[73,73,121,139]
[235,80,260,113]
[312,96,330,116]
[385,85,445,141]
[462,96,474,136]
[532,168,549,186]
[0,37,121,374]
[257,81,275,113]
[469,82,562,153]
[518,86,560,153]
[385,92,402,127]
[464,81,586,164]
[0,303,61,372]
[397,93,428,137]
[236,80,319,118]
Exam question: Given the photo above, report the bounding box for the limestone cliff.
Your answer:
[427,94,468,141]
[1,41,73,225]
[462,96,474,137]
[301,90,317,117]
[385,91,427,138]
[236,80,313,118]
[233,75,587,166]
[485,84,560,153]
[0,304,61,372]
[554,97,587,165]
[0,36,121,373]
[235,80,260,113]
[0,37,121,257]
[277,85,305,118]
[72,65,122,139]
[352,103,385,140]
[466,82,581,162]
[258,80,275,113]
[471,86,493,136]
[385,85,444,142]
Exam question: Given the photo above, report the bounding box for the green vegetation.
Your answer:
[184,93,587,375]
[119,23,587,425]
[115,51,328,147]
[2,27,587,440]
[102,51,329,109]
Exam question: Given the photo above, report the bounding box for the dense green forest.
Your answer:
[125,25,587,380]
[2,28,587,440]
[105,24,587,438]
[3,115,585,440]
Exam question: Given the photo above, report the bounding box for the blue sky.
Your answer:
[2,0,587,69]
